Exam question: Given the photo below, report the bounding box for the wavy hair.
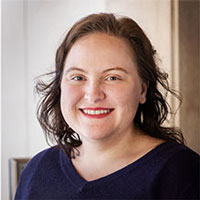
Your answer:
[36,13,184,158]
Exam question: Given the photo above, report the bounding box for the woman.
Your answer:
[15,13,199,199]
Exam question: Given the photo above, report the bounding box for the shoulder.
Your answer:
[24,146,61,172]
[18,146,63,185]
[15,146,63,199]
[152,140,199,162]
[154,141,199,199]
[164,143,199,184]
[156,141,199,177]
[162,142,199,169]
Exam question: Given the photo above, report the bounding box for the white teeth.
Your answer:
[82,109,111,115]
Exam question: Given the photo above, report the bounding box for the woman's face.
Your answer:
[60,33,147,143]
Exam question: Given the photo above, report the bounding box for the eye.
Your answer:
[106,76,122,81]
[71,76,85,81]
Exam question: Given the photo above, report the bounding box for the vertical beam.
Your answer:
[171,0,180,128]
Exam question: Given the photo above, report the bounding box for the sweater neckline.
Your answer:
[59,141,171,189]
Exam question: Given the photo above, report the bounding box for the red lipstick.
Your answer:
[79,107,114,119]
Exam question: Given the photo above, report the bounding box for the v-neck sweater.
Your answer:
[15,141,199,199]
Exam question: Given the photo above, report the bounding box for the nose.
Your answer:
[84,81,106,103]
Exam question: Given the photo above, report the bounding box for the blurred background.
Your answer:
[2,0,199,199]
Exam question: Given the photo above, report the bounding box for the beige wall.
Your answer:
[178,0,200,154]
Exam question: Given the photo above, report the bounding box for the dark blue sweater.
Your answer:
[15,141,199,199]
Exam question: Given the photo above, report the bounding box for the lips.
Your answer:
[79,107,114,118]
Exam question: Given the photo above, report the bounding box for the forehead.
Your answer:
[64,33,137,72]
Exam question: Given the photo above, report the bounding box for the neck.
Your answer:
[71,127,164,181]
[73,126,143,163]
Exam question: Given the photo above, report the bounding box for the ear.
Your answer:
[139,81,148,104]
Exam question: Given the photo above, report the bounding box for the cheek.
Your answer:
[108,86,141,107]
[60,84,82,111]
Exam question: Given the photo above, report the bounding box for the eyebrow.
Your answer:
[102,67,128,74]
[64,67,88,74]
[64,67,129,74]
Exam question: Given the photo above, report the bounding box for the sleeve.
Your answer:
[155,149,200,199]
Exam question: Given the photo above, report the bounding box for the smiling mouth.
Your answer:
[79,108,114,118]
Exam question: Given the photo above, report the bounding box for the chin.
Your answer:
[80,130,112,141]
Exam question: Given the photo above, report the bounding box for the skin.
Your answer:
[60,33,164,181]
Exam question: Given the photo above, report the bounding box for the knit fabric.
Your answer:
[15,141,199,199]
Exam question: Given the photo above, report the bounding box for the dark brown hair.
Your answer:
[36,13,184,158]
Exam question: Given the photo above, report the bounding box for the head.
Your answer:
[36,13,184,157]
